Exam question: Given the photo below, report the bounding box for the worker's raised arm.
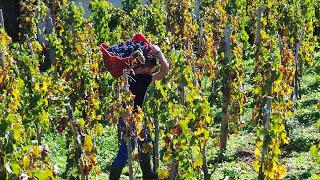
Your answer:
[150,45,169,82]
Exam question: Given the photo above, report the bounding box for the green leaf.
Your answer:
[310,145,317,157]
[36,170,53,179]
[193,155,203,169]
[10,161,20,176]
[253,87,262,95]
[6,114,15,123]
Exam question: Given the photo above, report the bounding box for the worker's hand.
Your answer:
[150,44,161,56]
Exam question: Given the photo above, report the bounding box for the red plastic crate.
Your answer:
[100,34,151,78]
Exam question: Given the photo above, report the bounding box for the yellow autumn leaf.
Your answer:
[254,148,261,158]
[276,164,287,179]
[34,83,40,91]
[253,160,260,172]
[12,89,19,99]
[135,113,143,122]
[136,122,143,134]
[203,130,209,141]
[75,44,81,53]
[158,169,169,179]
[16,78,24,88]
[33,146,41,158]
[22,156,30,167]
[95,123,103,135]
[31,41,43,53]
[44,156,49,163]
[287,101,294,109]
[58,85,63,92]
[42,81,48,91]
[195,127,204,136]
[61,70,69,78]
[274,146,281,155]
[147,120,153,132]
[280,133,289,144]
[92,97,99,109]
[77,118,85,129]
[40,111,50,127]
[84,135,93,152]
[261,30,268,40]
[13,128,21,141]
[91,154,97,165]
[267,170,275,179]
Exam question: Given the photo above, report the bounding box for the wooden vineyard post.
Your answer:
[253,5,262,84]
[123,70,134,180]
[219,25,231,159]
[0,9,4,28]
[258,96,272,180]
[24,33,44,146]
[115,86,122,145]
[199,18,204,52]
[278,33,283,56]
[255,7,262,61]
[25,34,34,55]
[0,51,3,69]
[169,160,178,180]
[196,9,210,179]
[170,75,186,178]
[26,33,43,145]
[179,84,185,105]
[293,27,305,101]
[201,143,209,180]
[192,55,198,87]
[65,104,86,180]
[195,0,200,19]
[165,0,170,35]
[169,82,187,179]
[0,9,4,69]
[126,125,134,180]
[153,116,160,172]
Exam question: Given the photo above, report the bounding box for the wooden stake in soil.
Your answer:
[169,80,187,179]
[153,116,160,172]
[293,27,305,101]
[201,143,210,180]
[197,8,210,179]
[0,9,4,28]
[65,104,86,180]
[24,34,34,55]
[255,7,262,56]
[254,6,262,79]
[258,96,272,180]
[219,25,231,158]
[123,69,134,180]
[0,51,4,69]
[0,9,4,68]
[126,133,134,180]
[169,160,178,180]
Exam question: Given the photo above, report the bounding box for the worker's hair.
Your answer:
[140,56,159,68]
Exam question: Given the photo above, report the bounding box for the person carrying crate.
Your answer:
[108,43,169,180]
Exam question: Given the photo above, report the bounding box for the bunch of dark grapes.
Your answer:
[57,116,68,134]
[107,40,150,58]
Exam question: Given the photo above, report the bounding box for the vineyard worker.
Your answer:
[109,44,170,180]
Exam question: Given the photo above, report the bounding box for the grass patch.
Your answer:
[283,152,320,179]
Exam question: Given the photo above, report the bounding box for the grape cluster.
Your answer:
[107,40,150,58]
[56,116,68,134]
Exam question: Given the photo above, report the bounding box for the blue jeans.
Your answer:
[112,118,152,168]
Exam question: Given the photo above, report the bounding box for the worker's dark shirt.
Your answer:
[129,74,152,110]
